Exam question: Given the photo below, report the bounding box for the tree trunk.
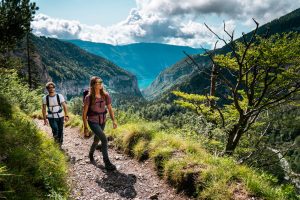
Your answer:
[209,64,217,107]
[223,123,245,155]
[26,33,32,89]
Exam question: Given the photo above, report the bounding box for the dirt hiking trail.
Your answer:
[34,119,190,200]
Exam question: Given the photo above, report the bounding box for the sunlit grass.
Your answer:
[37,108,298,199]
[0,107,69,199]
[132,139,149,161]
[65,113,82,128]
[106,120,298,199]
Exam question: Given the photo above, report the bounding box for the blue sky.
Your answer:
[34,0,136,26]
[31,0,300,49]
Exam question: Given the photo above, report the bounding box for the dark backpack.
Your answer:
[46,94,62,116]
[83,89,89,103]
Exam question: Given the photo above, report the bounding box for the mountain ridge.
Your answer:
[66,40,205,89]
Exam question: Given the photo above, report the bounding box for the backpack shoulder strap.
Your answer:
[46,95,50,108]
[56,94,61,107]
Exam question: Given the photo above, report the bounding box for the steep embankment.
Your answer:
[0,70,69,199]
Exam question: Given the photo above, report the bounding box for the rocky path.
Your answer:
[34,120,190,200]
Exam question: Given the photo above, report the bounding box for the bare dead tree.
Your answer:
[176,19,300,156]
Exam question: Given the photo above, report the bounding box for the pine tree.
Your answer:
[0,0,38,52]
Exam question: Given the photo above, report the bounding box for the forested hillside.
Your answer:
[144,8,300,100]
[142,54,211,100]
[14,34,142,99]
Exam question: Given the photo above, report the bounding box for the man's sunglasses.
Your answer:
[47,86,55,89]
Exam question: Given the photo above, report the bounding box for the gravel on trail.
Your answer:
[34,120,191,200]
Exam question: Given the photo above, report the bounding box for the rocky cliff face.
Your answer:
[54,75,140,99]
[107,75,140,94]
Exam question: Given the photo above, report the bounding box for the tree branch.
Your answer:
[238,122,270,164]
[203,94,225,128]
[223,20,234,41]
[240,18,259,68]
[252,84,300,114]
[183,51,211,76]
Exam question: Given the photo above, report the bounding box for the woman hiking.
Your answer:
[82,76,117,171]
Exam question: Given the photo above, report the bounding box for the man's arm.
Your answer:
[62,102,69,121]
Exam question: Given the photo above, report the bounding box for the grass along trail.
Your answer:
[34,119,190,200]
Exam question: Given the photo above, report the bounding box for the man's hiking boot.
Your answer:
[89,152,95,163]
[59,143,64,151]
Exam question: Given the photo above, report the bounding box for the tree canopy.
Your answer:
[174,31,300,155]
[0,0,38,53]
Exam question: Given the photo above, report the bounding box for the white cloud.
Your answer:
[32,0,299,48]
[135,0,298,24]
[32,14,82,39]
[32,13,224,48]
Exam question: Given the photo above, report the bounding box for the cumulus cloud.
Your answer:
[32,14,82,39]
[135,0,298,24]
[136,0,240,17]
[32,12,220,48]
[32,14,137,44]
[31,0,299,48]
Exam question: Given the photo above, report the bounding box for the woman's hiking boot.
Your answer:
[105,163,116,171]
[104,158,116,171]
[89,143,97,164]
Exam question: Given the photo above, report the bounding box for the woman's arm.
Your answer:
[107,104,117,129]
[82,102,89,134]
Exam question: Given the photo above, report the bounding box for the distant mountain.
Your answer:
[66,40,204,89]
[144,8,300,100]
[28,35,142,99]
[142,54,210,100]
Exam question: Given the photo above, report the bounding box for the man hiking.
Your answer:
[42,82,69,147]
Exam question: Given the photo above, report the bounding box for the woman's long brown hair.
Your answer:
[89,76,107,105]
